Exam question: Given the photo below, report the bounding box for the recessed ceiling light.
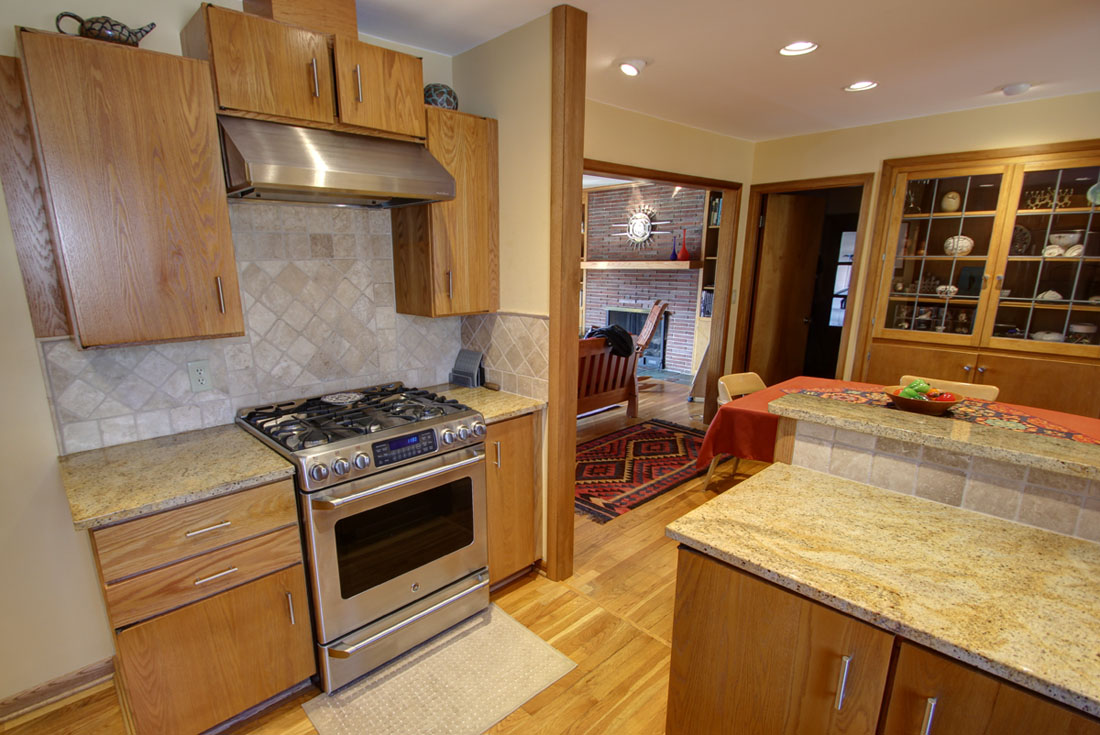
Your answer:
[618,59,646,77]
[779,41,818,56]
[844,80,878,92]
[1002,82,1031,96]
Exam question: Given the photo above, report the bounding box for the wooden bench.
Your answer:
[578,337,639,418]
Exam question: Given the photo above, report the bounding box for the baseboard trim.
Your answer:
[0,658,115,724]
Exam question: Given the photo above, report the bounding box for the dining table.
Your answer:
[694,375,1100,470]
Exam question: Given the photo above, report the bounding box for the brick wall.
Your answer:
[584,183,705,374]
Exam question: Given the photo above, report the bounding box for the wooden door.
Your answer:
[748,193,827,386]
[667,548,893,735]
[881,643,1100,735]
[333,38,425,137]
[427,107,499,315]
[115,565,314,735]
[205,6,335,124]
[864,342,980,386]
[486,414,537,585]
[21,31,243,347]
[975,353,1100,416]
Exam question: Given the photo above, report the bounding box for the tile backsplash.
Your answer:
[40,202,461,454]
[461,313,549,401]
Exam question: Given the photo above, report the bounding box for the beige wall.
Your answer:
[752,91,1100,377]
[452,15,552,317]
[584,101,757,371]
[0,183,113,699]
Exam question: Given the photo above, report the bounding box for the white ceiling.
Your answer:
[356,0,1100,142]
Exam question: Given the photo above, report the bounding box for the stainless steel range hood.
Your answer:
[218,116,455,208]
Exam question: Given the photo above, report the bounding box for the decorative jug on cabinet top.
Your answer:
[55,12,155,47]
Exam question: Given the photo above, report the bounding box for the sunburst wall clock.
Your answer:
[612,204,672,249]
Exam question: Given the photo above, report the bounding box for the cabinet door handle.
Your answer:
[494,441,501,468]
[977,366,986,374]
[286,592,296,625]
[215,276,226,314]
[994,274,1003,290]
[834,654,852,710]
[184,520,231,538]
[920,697,938,735]
[310,57,320,98]
[355,63,363,102]
[981,274,990,290]
[194,566,238,586]
[963,365,972,373]
[447,270,453,299]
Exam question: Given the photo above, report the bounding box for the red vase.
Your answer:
[677,241,690,260]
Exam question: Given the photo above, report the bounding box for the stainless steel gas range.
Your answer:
[236,382,489,692]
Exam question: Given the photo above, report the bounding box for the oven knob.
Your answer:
[332,457,350,476]
[309,464,329,482]
[471,421,486,437]
[457,425,470,440]
[352,452,370,470]
[441,428,456,445]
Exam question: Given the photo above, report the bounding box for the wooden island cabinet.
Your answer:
[484,413,538,585]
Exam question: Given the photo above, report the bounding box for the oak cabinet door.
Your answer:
[21,30,243,347]
[392,107,499,317]
[206,5,335,124]
[333,38,426,137]
[975,352,1100,416]
[115,565,315,735]
[864,342,980,386]
[485,413,537,584]
[881,643,1100,735]
[667,548,894,735]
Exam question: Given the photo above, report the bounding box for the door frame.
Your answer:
[732,174,875,380]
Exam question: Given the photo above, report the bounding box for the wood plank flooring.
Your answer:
[9,382,766,735]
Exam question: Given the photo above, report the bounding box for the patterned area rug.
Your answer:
[788,387,1100,444]
[575,419,709,523]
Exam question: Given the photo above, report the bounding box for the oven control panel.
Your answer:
[373,430,438,468]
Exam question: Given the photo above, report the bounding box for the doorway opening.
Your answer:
[733,175,874,386]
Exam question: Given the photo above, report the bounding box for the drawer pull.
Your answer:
[287,592,296,625]
[494,441,501,468]
[194,566,238,586]
[920,697,937,735]
[834,654,852,710]
[184,520,232,538]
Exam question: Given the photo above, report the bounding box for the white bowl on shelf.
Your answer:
[943,235,974,256]
[1069,323,1098,334]
[1048,232,1082,247]
[1030,331,1064,342]
[1065,244,1085,257]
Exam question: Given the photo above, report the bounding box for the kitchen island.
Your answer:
[768,392,1100,541]
[665,463,1100,733]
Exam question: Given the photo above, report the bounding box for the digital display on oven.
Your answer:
[388,434,419,450]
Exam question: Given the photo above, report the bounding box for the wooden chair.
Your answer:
[703,372,767,490]
[634,301,669,391]
[899,374,999,401]
[578,337,640,418]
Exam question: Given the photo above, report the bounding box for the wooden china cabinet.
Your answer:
[863,142,1100,415]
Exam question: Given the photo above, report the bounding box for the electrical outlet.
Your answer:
[187,360,213,393]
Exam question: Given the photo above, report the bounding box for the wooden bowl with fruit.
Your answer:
[884,380,963,416]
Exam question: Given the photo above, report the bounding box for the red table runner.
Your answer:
[695,376,1100,468]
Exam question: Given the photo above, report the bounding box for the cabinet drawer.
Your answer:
[92,479,296,583]
[105,526,303,628]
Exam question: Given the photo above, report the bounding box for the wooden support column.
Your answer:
[546,4,586,581]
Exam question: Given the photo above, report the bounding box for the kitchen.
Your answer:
[2,1,1100,734]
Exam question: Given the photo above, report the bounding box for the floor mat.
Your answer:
[303,604,575,735]
[575,418,709,523]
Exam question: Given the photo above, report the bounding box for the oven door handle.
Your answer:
[327,574,489,658]
[309,449,485,510]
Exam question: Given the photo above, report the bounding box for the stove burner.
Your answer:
[321,392,364,405]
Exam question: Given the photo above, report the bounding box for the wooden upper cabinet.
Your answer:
[333,38,426,137]
[881,643,1100,735]
[667,548,894,735]
[20,30,243,347]
[194,5,335,124]
[393,107,499,317]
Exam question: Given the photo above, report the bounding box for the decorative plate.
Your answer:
[1010,225,1031,255]
[321,392,364,405]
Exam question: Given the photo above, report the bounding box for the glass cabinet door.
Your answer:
[987,162,1100,353]
[878,169,1006,341]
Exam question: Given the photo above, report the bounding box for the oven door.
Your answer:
[301,445,487,646]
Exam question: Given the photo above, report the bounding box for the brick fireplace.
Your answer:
[584,182,705,374]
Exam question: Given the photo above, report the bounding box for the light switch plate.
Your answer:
[187,360,212,392]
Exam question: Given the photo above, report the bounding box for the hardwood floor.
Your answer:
[9,382,766,735]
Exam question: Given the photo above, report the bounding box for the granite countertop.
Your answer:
[437,386,545,424]
[59,425,294,530]
[667,462,1100,717]
[770,392,1100,481]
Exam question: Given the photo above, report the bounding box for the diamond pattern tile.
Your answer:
[461,313,549,400]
